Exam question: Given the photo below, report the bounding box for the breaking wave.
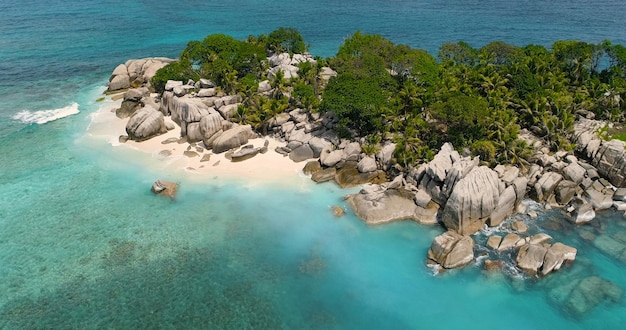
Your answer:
[13,102,79,124]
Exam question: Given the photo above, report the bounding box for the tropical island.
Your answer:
[101,28,626,316]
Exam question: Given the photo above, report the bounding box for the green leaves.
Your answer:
[267,27,307,54]
[320,73,387,136]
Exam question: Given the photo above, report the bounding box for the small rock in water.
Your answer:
[528,210,538,219]
[331,205,345,217]
[200,154,211,162]
[151,180,178,199]
[183,150,199,158]
[119,135,129,143]
[195,147,204,153]
[213,160,220,166]
[484,259,504,272]
[512,221,528,233]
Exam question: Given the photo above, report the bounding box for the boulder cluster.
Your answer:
[108,58,173,92]
[107,55,626,308]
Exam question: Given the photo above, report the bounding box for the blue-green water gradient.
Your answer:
[1,0,626,328]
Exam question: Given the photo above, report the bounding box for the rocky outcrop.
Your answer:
[347,184,425,225]
[107,58,174,92]
[427,231,475,269]
[515,242,577,276]
[573,118,626,187]
[125,106,167,141]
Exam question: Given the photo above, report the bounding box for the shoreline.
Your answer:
[85,97,313,190]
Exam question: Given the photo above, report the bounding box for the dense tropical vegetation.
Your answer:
[152,28,626,170]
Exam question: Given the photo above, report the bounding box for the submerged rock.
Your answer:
[549,276,623,317]
[151,180,178,199]
[331,205,345,217]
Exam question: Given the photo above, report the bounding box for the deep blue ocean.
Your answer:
[2,0,626,328]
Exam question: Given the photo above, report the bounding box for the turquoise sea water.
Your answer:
[2,0,626,328]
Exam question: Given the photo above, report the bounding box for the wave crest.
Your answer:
[13,102,80,124]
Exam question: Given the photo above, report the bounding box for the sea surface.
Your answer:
[1,0,626,328]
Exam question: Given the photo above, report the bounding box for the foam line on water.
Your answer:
[13,102,79,124]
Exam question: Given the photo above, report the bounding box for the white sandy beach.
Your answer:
[86,96,312,188]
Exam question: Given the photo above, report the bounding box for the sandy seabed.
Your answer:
[85,97,312,189]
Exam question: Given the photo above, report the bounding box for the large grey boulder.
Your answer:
[141,60,170,84]
[185,122,204,143]
[179,98,212,124]
[320,148,345,167]
[217,103,240,120]
[571,202,596,224]
[109,73,130,91]
[212,125,257,153]
[268,52,291,66]
[442,156,478,198]
[516,243,549,274]
[198,112,224,141]
[268,113,291,128]
[343,142,362,157]
[125,106,167,141]
[554,180,578,204]
[425,143,460,182]
[197,88,217,97]
[584,189,614,210]
[441,166,500,235]
[562,162,586,184]
[308,137,331,158]
[375,143,396,171]
[516,242,577,276]
[107,58,173,92]
[269,64,299,80]
[124,87,149,101]
[533,172,563,202]
[592,139,626,187]
[488,185,516,227]
[497,233,522,251]
[542,243,577,276]
[357,156,377,173]
[165,80,183,91]
[614,188,626,202]
[427,231,475,269]
[231,146,261,162]
[311,167,336,183]
[574,119,626,187]
[318,67,338,82]
[289,144,315,162]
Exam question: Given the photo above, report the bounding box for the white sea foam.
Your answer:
[13,102,80,124]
